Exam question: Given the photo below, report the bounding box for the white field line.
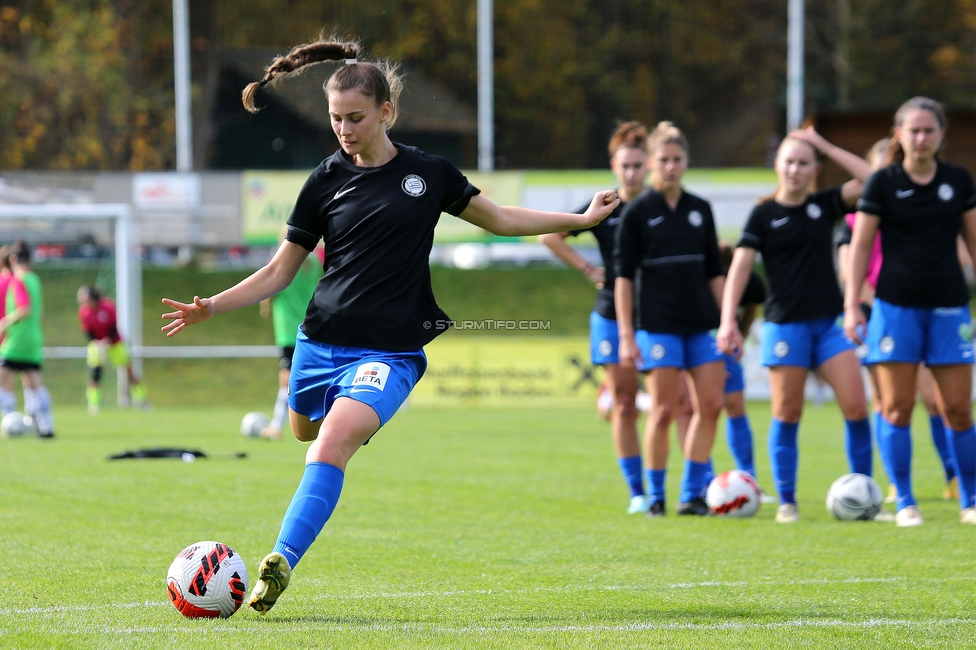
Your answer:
[1,575,973,619]
[17,618,976,636]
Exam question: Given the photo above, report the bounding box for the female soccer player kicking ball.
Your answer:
[162,37,619,615]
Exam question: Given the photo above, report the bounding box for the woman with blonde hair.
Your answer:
[614,121,726,516]
[717,127,872,524]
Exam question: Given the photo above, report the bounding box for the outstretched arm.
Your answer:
[162,240,310,337]
[459,191,619,237]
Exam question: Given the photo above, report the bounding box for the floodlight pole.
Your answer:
[173,0,193,171]
[786,0,805,131]
[477,0,494,171]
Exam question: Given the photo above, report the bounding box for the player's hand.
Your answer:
[585,265,606,289]
[787,126,829,154]
[716,322,744,361]
[581,190,620,227]
[844,304,867,345]
[617,333,642,370]
[161,296,215,337]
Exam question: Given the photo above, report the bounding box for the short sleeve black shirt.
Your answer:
[285,144,480,351]
[569,200,628,320]
[614,189,723,334]
[742,271,767,307]
[857,161,976,308]
[737,188,847,324]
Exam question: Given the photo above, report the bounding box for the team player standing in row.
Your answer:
[719,127,874,523]
[616,122,727,516]
[846,97,976,527]
[540,122,651,514]
[162,37,620,614]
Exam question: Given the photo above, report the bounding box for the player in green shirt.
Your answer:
[258,239,323,439]
[0,241,54,438]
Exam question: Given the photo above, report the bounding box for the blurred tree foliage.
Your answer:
[2,0,976,170]
[0,0,176,170]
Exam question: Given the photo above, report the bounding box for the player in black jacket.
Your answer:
[614,121,726,516]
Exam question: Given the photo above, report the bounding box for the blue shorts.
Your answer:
[590,312,619,365]
[289,331,427,427]
[760,316,854,369]
[635,330,724,371]
[865,298,974,366]
[724,355,744,393]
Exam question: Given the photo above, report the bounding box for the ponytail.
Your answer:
[242,36,403,129]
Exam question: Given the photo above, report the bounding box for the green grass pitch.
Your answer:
[2,402,974,648]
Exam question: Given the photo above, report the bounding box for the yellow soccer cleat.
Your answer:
[944,477,960,501]
[247,552,291,614]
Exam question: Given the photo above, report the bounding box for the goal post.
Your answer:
[0,203,141,404]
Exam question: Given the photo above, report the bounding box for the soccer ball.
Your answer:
[705,469,762,517]
[240,412,269,437]
[166,541,248,618]
[826,473,883,521]
[1,412,29,438]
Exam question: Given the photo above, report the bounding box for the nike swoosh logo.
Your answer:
[648,216,665,227]
[334,186,357,200]
[895,189,914,199]
[771,217,789,228]
[607,217,620,226]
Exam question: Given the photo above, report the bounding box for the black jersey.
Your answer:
[857,161,976,308]
[742,271,767,307]
[285,144,480,351]
[738,188,847,324]
[614,189,723,334]
[569,200,627,320]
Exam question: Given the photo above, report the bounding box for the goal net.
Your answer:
[0,204,140,404]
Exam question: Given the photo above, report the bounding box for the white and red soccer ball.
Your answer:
[705,469,762,517]
[166,541,248,618]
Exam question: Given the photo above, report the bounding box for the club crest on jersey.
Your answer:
[688,211,703,227]
[352,362,391,391]
[806,203,822,219]
[402,175,427,197]
[938,183,954,202]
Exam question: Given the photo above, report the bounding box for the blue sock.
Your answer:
[272,462,345,569]
[768,419,799,504]
[879,418,915,510]
[702,458,715,497]
[618,455,645,498]
[726,415,755,477]
[874,411,893,482]
[845,418,873,477]
[646,468,666,504]
[929,415,956,482]
[946,426,976,509]
[679,459,710,504]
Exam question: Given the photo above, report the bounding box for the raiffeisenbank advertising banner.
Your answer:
[412,336,601,407]
[242,170,523,245]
